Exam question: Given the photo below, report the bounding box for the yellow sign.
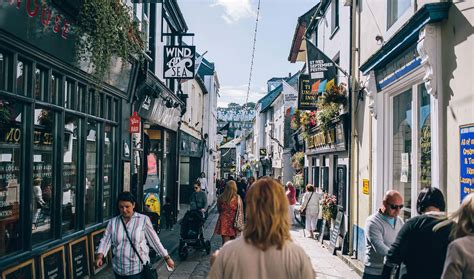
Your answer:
[145,193,160,214]
[363,179,369,195]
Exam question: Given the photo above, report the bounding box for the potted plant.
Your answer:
[321,193,338,223]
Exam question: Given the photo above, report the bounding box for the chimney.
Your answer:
[288,72,291,78]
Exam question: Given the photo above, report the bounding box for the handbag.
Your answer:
[120,217,158,279]
[299,192,314,217]
[233,196,245,231]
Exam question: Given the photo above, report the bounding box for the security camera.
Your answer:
[375,35,384,45]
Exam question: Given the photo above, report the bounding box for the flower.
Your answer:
[321,193,338,221]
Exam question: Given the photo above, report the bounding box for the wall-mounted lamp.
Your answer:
[375,35,384,45]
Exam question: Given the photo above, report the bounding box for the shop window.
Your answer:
[32,106,55,245]
[391,89,412,220]
[0,53,4,91]
[16,59,30,96]
[34,67,48,102]
[88,90,95,115]
[113,99,118,122]
[62,114,79,234]
[0,98,23,257]
[85,120,98,226]
[77,84,86,113]
[387,0,411,29]
[64,79,76,110]
[51,73,61,105]
[103,124,114,220]
[106,96,112,120]
[96,92,102,117]
[418,85,431,188]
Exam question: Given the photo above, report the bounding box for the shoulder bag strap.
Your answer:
[301,192,314,210]
[120,217,145,265]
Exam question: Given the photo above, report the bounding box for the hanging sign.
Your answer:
[306,40,337,81]
[259,148,267,157]
[163,45,195,79]
[460,123,474,201]
[129,112,141,134]
[298,74,318,110]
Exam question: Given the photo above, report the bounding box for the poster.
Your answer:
[400,153,409,183]
[460,124,474,201]
[40,246,67,279]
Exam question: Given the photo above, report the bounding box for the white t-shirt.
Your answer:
[199,177,208,192]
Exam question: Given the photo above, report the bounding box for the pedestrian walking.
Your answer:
[363,190,404,279]
[214,180,243,245]
[247,176,255,190]
[198,172,208,193]
[162,196,174,230]
[438,193,474,279]
[95,192,174,278]
[382,187,452,279]
[286,181,297,225]
[209,177,315,279]
[300,184,321,238]
[190,181,208,215]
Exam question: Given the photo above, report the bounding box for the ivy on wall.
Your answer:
[76,0,145,79]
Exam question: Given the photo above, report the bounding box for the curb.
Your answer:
[321,240,364,276]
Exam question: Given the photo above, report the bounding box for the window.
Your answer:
[103,124,114,219]
[78,84,86,113]
[85,120,98,226]
[331,0,339,35]
[51,73,60,104]
[418,85,431,188]
[32,106,55,245]
[16,59,30,96]
[0,98,23,257]
[64,79,75,110]
[387,0,411,29]
[391,89,412,220]
[62,114,79,234]
[0,53,5,91]
[35,67,48,101]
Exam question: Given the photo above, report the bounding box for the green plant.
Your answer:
[321,193,338,221]
[292,173,304,188]
[76,0,145,79]
[316,101,340,132]
[291,151,304,170]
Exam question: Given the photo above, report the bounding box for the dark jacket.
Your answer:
[190,191,207,211]
[383,213,452,279]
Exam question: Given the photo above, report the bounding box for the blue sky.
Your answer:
[179,0,316,107]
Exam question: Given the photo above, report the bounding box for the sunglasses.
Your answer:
[194,187,199,189]
[389,204,403,210]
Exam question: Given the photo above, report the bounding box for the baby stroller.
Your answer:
[178,210,211,260]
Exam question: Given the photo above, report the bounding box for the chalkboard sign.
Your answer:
[336,165,347,208]
[89,229,108,274]
[68,237,90,279]
[319,219,326,244]
[329,210,344,255]
[40,246,66,279]
[2,259,35,279]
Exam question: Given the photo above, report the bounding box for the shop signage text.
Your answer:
[307,122,347,154]
[163,45,195,79]
[460,124,474,201]
[1,0,71,39]
[129,112,140,134]
[259,148,267,157]
[3,128,53,145]
[298,74,318,110]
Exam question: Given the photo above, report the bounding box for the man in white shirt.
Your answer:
[198,172,208,193]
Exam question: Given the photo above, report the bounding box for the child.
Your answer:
[162,197,173,230]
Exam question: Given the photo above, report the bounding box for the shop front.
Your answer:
[135,72,183,224]
[0,1,136,276]
[179,131,202,207]
[306,114,349,242]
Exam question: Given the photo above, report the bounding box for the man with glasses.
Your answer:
[363,190,404,279]
[190,181,208,217]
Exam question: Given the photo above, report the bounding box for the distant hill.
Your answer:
[217,103,256,138]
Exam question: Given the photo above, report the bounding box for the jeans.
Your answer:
[362,273,382,279]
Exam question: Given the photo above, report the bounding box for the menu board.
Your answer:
[40,246,66,279]
[89,229,108,274]
[329,210,344,255]
[68,237,90,279]
[1,259,35,279]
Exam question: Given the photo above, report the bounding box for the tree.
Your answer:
[244,102,256,109]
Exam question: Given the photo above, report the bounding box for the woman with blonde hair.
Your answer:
[440,193,474,278]
[209,177,314,278]
[214,180,243,245]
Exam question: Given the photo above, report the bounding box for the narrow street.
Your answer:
[156,209,360,279]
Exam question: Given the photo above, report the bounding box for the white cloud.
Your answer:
[211,0,256,24]
[218,84,266,107]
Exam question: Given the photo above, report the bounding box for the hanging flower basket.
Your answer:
[321,193,338,222]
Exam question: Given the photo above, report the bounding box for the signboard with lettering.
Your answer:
[1,259,35,279]
[40,246,67,279]
[460,124,474,201]
[336,165,347,208]
[306,118,348,155]
[129,112,140,134]
[329,210,344,255]
[363,179,369,195]
[259,148,267,157]
[89,229,108,274]
[163,45,195,79]
[68,237,90,279]
[297,74,318,110]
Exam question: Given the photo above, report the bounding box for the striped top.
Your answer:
[98,212,168,276]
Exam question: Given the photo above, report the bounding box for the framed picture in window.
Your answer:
[40,246,66,279]
[68,236,90,278]
[89,229,108,274]
[1,259,35,279]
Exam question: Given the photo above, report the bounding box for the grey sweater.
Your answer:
[190,191,207,211]
[364,211,404,275]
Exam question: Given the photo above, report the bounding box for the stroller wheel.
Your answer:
[205,240,211,255]
[178,240,188,260]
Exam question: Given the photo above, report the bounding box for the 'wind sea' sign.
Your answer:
[163,45,195,80]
